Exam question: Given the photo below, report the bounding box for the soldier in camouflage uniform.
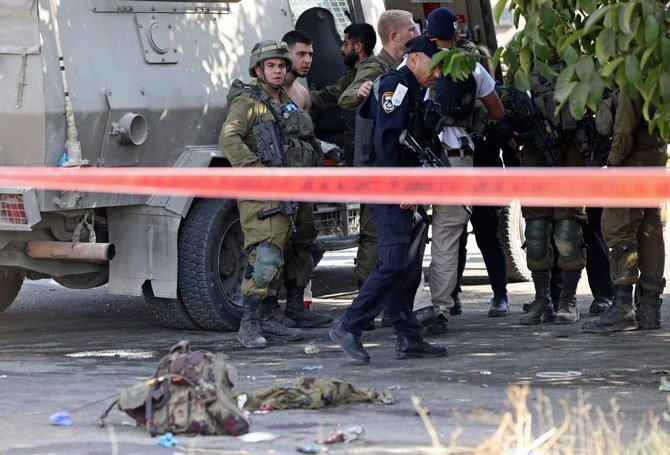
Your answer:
[509,69,588,326]
[219,41,332,349]
[337,11,418,322]
[583,92,668,333]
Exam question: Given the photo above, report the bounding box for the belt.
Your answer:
[445,149,473,158]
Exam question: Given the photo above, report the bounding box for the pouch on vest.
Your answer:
[353,79,382,167]
[99,340,250,437]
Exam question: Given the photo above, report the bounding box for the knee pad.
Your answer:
[524,219,553,270]
[554,219,586,270]
[609,243,638,285]
[251,242,283,289]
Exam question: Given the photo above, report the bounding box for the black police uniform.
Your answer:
[341,66,435,342]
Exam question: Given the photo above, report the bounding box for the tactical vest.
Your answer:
[429,68,478,130]
[529,64,578,131]
[226,79,322,167]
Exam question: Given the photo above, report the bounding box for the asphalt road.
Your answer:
[0,242,669,454]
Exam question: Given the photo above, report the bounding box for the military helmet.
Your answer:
[248,40,293,77]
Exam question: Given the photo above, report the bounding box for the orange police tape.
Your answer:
[0,166,669,207]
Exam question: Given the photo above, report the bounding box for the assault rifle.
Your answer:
[399,129,446,168]
[576,115,612,167]
[257,201,298,232]
[504,87,562,167]
[252,120,298,231]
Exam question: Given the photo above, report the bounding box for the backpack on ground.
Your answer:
[100,340,250,437]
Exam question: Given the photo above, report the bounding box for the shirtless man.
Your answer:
[281,30,314,110]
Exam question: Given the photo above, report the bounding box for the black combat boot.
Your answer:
[284,286,333,328]
[329,322,370,363]
[237,296,267,349]
[589,296,613,316]
[520,270,555,325]
[395,333,448,359]
[260,296,305,341]
[261,295,297,327]
[636,288,662,330]
[583,285,637,333]
[555,270,581,324]
[488,291,509,317]
[449,292,462,315]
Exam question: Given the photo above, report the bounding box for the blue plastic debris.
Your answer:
[156,432,179,448]
[49,412,73,426]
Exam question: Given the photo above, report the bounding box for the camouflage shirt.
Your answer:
[309,69,356,112]
[219,80,288,168]
[609,91,666,165]
[338,49,400,110]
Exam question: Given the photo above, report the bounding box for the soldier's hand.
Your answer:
[357,81,374,99]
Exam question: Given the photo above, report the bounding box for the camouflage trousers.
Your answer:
[520,142,587,271]
[354,203,379,283]
[237,200,316,298]
[601,145,668,293]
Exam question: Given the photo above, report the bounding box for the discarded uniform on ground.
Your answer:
[243,377,394,410]
[100,341,250,437]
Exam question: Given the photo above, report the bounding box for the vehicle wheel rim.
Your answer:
[216,216,245,309]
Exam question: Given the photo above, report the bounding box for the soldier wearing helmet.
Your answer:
[220,41,332,349]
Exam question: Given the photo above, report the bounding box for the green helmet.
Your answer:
[248,40,293,78]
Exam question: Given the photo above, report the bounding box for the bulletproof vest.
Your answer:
[226,79,322,167]
[429,70,477,129]
[529,65,578,131]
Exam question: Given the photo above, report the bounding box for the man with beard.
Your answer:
[310,23,376,113]
[310,23,377,165]
[282,30,314,110]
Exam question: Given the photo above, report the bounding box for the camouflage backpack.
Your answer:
[100,341,250,437]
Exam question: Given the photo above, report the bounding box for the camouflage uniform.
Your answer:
[513,70,587,325]
[220,81,319,299]
[338,49,400,285]
[220,43,332,349]
[584,92,668,332]
[310,69,355,111]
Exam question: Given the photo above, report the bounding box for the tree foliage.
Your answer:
[492,0,670,139]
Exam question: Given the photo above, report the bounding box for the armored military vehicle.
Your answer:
[0,0,527,330]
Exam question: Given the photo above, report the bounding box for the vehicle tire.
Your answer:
[0,269,24,313]
[500,202,531,282]
[53,271,109,289]
[178,198,245,331]
[141,281,201,330]
[311,250,325,268]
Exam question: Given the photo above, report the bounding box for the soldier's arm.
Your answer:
[338,63,379,110]
[219,96,264,168]
[608,92,640,166]
[310,80,344,112]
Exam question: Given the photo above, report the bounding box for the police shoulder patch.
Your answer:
[381,91,396,113]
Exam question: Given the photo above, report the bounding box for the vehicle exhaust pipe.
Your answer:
[26,241,115,262]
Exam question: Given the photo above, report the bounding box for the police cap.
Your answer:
[405,35,440,58]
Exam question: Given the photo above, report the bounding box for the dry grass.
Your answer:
[411,385,670,455]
